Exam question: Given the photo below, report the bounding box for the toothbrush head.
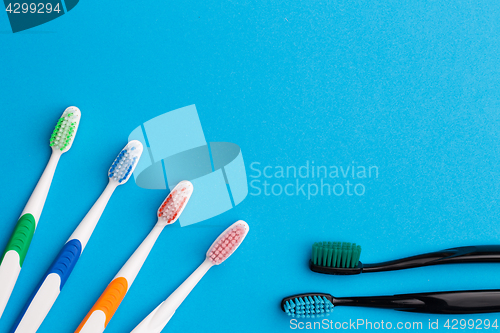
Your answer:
[207,220,249,265]
[281,293,334,318]
[157,180,193,225]
[108,140,144,184]
[310,241,363,275]
[49,106,81,152]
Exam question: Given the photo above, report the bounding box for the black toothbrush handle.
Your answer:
[335,289,500,314]
[362,245,500,273]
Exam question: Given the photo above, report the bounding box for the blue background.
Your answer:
[1,0,500,332]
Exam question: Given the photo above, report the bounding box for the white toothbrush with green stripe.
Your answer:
[0,107,81,318]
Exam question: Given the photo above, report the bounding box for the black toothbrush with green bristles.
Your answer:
[310,242,500,275]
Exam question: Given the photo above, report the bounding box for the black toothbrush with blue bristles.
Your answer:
[282,290,500,316]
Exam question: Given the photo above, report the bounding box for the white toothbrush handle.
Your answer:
[76,311,107,333]
[68,182,117,249]
[0,150,61,318]
[75,224,164,333]
[0,253,22,320]
[131,259,213,333]
[116,224,164,284]
[21,149,62,221]
[11,183,118,333]
[130,302,174,333]
[10,273,63,333]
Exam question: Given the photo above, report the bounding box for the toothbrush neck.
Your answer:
[150,259,214,329]
[21,149,62,222]
[333,295,425,310]
[69,181,118,249]
[115,223,165,284]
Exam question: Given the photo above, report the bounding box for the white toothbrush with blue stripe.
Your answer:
[10,140,143,333]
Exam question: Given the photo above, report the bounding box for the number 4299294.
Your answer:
[5,3,61,14]
[444,319,499,330]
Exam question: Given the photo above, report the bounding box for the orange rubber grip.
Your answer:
[75,277,129,332]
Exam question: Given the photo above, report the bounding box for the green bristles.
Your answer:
[49,110,79,151]
[311,242,362,268]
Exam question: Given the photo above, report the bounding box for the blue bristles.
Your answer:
[108,148,138,183]
[284,296,334,318]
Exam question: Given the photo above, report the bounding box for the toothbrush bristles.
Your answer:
[284,296,334,318]
[49,107,80,151]
[108,141,143,184]
[312,242,362,268]
[158,181,193,224]
[207,222,248,265]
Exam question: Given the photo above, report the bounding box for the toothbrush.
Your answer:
[131,220,249,333]
[309,242,500,275]
[75,180,193,333]
[282,290,500,316]
[10,140,143,333]
[0,107,81,318]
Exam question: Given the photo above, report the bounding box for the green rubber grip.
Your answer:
[0,214,36,266]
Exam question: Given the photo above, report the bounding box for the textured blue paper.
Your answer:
[143,105,207,162]
[1,1,500,332]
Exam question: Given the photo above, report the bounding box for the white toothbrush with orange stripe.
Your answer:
[74,180,193,333]
[130,220,249,333]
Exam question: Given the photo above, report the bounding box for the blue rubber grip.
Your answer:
[47,239,82,288]
[10,239,82,332]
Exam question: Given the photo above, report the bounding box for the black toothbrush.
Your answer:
[282,291,500,316]
[310,243,500,275]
